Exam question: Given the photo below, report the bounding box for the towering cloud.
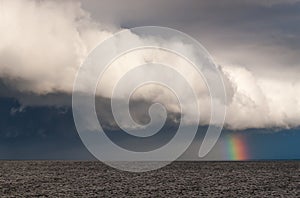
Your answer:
[0,0,300,130]
[0,0,116,93]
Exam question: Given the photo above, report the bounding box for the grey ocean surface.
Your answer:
[0,161,299,197]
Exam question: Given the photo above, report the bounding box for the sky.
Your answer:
[0,0,300,160]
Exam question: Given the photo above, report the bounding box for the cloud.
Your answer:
[1,0,300,131]
[0,0,116,94]
[223,65,300,129]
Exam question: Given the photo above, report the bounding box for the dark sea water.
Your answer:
[0,161,299,197]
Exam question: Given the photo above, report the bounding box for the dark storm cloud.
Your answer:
[0,96,94,159]
[0,95,181,158]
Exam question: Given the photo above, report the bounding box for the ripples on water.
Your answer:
[0,161,299,197]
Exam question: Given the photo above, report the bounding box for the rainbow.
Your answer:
[225,134,249,161]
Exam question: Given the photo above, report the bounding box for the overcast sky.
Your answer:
[0,0,299,160]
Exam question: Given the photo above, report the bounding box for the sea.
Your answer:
[0,161,299,197]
